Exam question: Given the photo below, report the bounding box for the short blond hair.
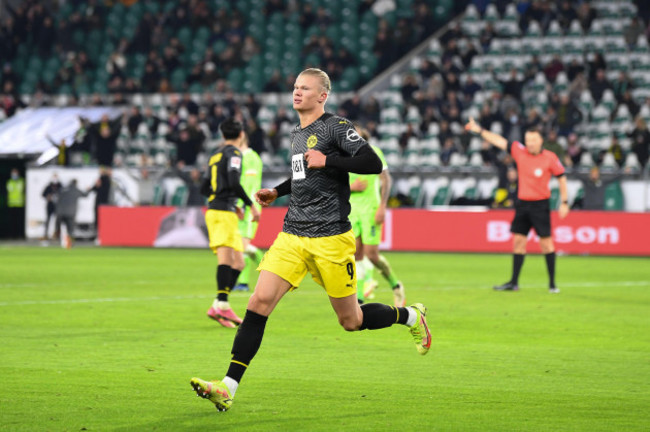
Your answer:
[299,68,331,93]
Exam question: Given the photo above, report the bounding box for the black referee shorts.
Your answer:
[510,199,551,237]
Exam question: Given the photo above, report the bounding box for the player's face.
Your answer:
[524,131,543,155]
[293,74,326,112]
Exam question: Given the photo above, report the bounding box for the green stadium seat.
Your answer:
[170,185,188,207]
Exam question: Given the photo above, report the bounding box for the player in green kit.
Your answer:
[234,134,264,291]
[349,126,405,307]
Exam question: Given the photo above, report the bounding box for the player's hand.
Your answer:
[251,205,261,222]
[305,149,326,169]
[375,204,386,225]
[255,188,277,207]
[558,202,569,219]
[350,178,367,192]
[235,206,245,220]
[464,117,482,135]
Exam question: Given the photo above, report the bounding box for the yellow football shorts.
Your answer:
[257,230,357,298]
[205,209,243,253]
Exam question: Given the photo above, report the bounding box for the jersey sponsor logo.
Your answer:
[307,135,318,148]
[346,128,361,142]
[291,153,306,180]
[230,156,242,169]
[339,120,348,124]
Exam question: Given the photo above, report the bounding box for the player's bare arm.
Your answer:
[557,175,570,219]
[350,178,368,192]
[375,170,391,225]
[465,117,508,151]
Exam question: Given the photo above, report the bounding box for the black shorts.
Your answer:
[511,199,551,237]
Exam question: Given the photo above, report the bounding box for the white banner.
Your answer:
[25,167,139,239]
[0,107,123,162]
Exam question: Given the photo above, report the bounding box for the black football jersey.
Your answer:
[206,144,243,212]
[283,113,368,237]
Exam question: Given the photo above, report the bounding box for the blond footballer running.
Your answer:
[191,69,432,411]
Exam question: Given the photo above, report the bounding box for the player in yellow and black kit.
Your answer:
[191,69,432,411]
[201,118,260,328]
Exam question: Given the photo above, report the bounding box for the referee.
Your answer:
[191,68,431,411]
[465,118,569,293]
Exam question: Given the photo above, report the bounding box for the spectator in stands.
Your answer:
[572,166,624,210]
[412,2,435,43]
[400,74,420,104]
[208,105,228,136]
[629,116,650,168]
[608,136,625,167]
[624,16,644,48]
[340,94,362,122]
[374,27,395,72]
[566,58,586,83]
[493,166,518,209]
[246,118,267,155]
[244,94,261,120]
[479,22,497,52]
[141,107,161,136]
[565,132,584,167]
[462,75,482,103]
[577,2,597,32]
[500,68,525,100]
[127,106,143,138]
[398,123,419,154]
[440,137,458,166]
[556,0,577,31]
[524,107,543,131]
[543,129,566,162]
[360,95,381,124]
[543,55,564,83]
[46,135,71,166]
[612,71,635,100]
[263,70,283,92]
[588,54,607,81]
[619,90,640,118]
[86,114,121,167]
[418,59,439,81]
[177,94,200,116]
[554,93,583,136]
[478,103,501,130]
[174,163,206,206]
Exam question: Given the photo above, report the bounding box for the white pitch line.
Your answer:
[0,294,214,307]
[1,281,648,307]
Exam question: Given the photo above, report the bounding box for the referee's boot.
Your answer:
[493,281,519,291]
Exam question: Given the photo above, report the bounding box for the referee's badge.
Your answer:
[307,135,318,148]
[534,168,543,177]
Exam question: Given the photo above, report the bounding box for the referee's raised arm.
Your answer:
[464,117,508,151]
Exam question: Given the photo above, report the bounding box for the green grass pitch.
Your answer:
[0,246,649,431]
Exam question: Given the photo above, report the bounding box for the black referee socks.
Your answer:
[545,252,556,288]
[359,303,409,330]
[228,309,268,383]
[511,253,525,285]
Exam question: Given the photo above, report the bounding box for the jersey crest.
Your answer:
[307,135,318,148]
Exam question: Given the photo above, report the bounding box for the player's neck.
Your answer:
[297,109,324,129]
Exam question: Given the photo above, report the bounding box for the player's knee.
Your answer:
[338,315,362,332]
[366,250,380,262]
